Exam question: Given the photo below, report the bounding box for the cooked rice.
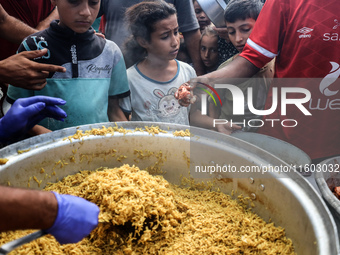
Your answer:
[173,129,191,137]
[0,165,295,254]
[0,158,8,165]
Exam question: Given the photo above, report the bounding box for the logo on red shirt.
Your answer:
[297,27,313,38]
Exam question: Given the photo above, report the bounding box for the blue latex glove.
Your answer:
[45,192,99,244]
[0,96,67,142]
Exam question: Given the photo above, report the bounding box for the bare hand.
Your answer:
[213,27,230,42]
[94,31,105,39]
[0,49,66,90]
[216,123,242,135]
[174,82,197,107]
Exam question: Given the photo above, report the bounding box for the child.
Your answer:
[193,0,211,33]
[190,0,274,133]
[121,1,196,125]
[200,25,219,74]
[6,0,130,134]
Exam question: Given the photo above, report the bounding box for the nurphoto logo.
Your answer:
[197,79,312,129]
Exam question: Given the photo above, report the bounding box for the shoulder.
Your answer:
[103,39,122,53]
[18,30,49,52]
[127,65,138,75]
[217,54,237,70]
[22,30,47,43]
[176,60,197,80]
[177,60,195,73]
[102,39,126,62]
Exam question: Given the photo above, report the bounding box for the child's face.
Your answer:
[200,35,218,69]
[51,0,100,34]
[193,1,211,32]
[226,18,256,52]
[143,14,180,62]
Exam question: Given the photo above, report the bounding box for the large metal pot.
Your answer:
[0,122,338,255]
[196,0,227,28]
[315,156,340,239]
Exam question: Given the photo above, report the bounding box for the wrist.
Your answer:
[40,191,59,229]
[44,192,60,231]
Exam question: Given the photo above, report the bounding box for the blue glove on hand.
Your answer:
[0,96,67,142]
[45,192,99,244]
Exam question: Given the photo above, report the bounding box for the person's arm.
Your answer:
[0,186,57,231]
[0,4,37,44]
[182,29,205,76]
[0,96,66,142]
[108,97,128,122]
[0,49,66,90]
[176,57,260,107]
[201,55,259,81]
[28,125,52,136]
[36,7,59,31]
[213,27,231,43]
[0,186,99,244]
[190,100,241,134]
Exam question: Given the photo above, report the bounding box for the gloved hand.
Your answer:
[0,96,67,142]
[45,192,99,244]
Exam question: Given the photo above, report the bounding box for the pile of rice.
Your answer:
[0,165,295,254]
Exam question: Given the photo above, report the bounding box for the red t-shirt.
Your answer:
[240,0,340,160]
[0,0,54,60]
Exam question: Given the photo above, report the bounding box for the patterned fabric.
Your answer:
[217,37,239,66]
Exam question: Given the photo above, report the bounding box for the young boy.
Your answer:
[193,0,211,33]
[190,0,274,133]
[6,0,130,134]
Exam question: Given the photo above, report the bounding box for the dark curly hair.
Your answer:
[122,0,177,68]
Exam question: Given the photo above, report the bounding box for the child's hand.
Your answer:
[216,123,242,135]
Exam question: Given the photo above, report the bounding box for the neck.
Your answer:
[142,55,173,70]
[138,57,178,82]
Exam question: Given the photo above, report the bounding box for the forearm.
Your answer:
[190,109,217,130]
[108,109,128,122]
[36,8,58,31]
[108,97,128,122]
[182,29,205,76]
[0,186,57,231]
[0,5,37,44]
[201,56,260,82]
[28,125,51,136]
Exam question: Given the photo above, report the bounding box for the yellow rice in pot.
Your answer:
[0,164,295,254]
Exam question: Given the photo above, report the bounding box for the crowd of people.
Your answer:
[0,0,339,247]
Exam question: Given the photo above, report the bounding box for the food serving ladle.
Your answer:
[0,230,46,254]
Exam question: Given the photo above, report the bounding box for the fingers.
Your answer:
[21,102,46,117]
[25,105,67,130]
[231,124,242,131]
[213,27,228,32]
[19,50,66,73]
[44,105,67,120]
[94,32,105,39]
[27,82,48,90]
[32,62,66,73]
[18,96,66,107]
[19,49,49,60]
